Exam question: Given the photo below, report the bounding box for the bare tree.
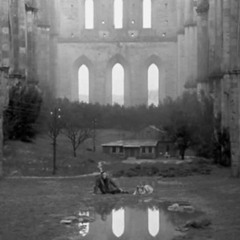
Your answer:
[64,124,91,157]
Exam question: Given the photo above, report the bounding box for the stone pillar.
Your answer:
[0,0,10,177]
[36,25,51,93]
[176,0,185,96]
[215,0,223,73]
[193,26,198,85]
[25,3,38,83]
[177,34,185,95]
[208,0,216,76]
[9,0,20,73]
[228,0,240,177]
[184,27,190,84]
[221,74,230,128]
[222,0,231,72]
[196,0,209,93]
[229,71,240,177]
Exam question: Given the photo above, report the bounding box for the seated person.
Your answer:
[94,171,128,194]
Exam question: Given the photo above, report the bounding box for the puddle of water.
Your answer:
[63,201,197,240]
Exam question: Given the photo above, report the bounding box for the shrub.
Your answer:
[3,83,42,141]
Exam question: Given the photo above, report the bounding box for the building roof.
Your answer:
[102,139,159,148]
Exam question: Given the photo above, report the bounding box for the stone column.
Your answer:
[25,3,38,83]
[177,34,185,96]
[36,25,51,93]
[176,0,185,96]
[228,0,240,177]
[229,71,240,177]
[196,0,209,93]
[208,0,216,76]
[215,0,223,73]
[0,0,10,177]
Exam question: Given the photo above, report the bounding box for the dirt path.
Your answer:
[0,167,239,240]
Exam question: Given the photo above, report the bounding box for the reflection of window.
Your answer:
[148,207,160,237]
[143,0,152,28]
[85,0,94,29]
[112,208,125,237]
[112,147,116,153]
[79,211,90,237]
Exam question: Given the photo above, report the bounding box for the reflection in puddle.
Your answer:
[148,207,160,237]
[78,211,90,237]
[72,203,184,240]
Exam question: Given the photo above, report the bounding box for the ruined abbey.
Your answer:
[1,0,240,176]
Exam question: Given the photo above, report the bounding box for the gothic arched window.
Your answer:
[114,0,123,28]
[143,0,152,28]
[112,63,124,105]
[148,63,159,106]
[78,64,89,103]
[85,0,94,29]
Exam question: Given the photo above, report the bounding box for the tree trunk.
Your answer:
[73,148,77,157]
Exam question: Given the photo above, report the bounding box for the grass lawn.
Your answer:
[0,167,240,240]
[2,129,133,176]
[2,129,239,240]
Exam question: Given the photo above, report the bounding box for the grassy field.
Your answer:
[2,129,134,176]
[0,168,240,240]
[1,129,239,240]
[3,128,212,178]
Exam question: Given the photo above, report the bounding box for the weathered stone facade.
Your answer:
[196,0,240,177]
[0,0,199,105]
[1,0,240,176]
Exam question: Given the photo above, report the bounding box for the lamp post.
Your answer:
[92,118,97,152]
[49,107,61,175]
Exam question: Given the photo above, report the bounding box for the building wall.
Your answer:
[52,0,182,105]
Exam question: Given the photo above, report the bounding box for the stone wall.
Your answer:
[52,0,198,105]
[196,0,240,177]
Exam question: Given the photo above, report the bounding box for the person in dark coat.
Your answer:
[93,171,128,194]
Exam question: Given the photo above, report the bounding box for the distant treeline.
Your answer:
[42,92,213,132]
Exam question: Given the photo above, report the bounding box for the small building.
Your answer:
[102,139,160,159]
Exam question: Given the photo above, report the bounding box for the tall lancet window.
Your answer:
[148,64,159,106]
[112,208,125,237]
[78,65,89,103]
[143,0,152,28]
[114,0,123,28]
[85,0,94,29]
[112,63,124,105]
[148,207,160,237]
